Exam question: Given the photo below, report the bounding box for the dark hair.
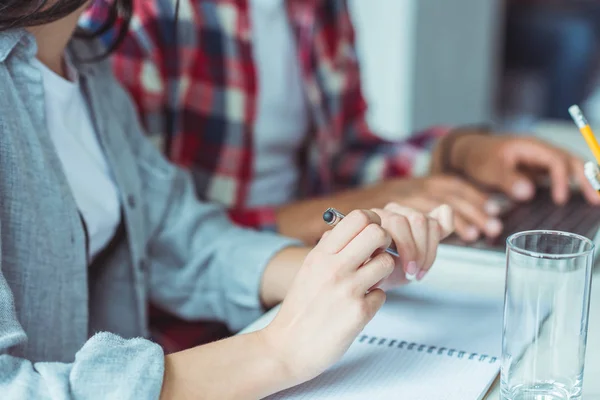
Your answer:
[0,0,133,56]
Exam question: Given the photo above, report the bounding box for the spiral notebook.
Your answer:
[267,286,503,400]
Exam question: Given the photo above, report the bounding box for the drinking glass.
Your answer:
[501,231,594,400]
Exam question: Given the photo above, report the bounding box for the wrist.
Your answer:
[448,132,477,173]
[254,328,299,392]
[161,331,295,400]
[438,125,492,174]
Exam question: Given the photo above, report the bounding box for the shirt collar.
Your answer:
[0,28,98,78]
[0,29,37,63]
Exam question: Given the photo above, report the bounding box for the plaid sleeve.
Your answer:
[332,100,451,188]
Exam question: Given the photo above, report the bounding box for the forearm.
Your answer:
[161,331,292,400]
[275,185,392,244]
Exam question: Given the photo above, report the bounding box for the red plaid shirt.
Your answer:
[82,0,448,351]
[83,0,447,231]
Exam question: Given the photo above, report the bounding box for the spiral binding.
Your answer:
[357,335,498,364]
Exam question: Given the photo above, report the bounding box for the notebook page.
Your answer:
[267,336,499,400]
[267,285,503,400]
[365,285,504,355]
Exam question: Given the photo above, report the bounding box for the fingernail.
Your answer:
[512,180,534,200]
[465,226,479,241]
[484,200,501,216]
[406,261,418,276]
[556,191,568,205]
[416,270,427,281]
[485,219,503,237]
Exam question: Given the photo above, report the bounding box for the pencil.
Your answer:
[569,105,600,165]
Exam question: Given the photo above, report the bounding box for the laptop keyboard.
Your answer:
[444,189,600,250]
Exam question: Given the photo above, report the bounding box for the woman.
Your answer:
[0,1,453,398]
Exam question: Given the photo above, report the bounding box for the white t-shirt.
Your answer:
[34,57,121,260]
[247,0,310,207]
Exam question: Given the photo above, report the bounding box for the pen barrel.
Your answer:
[385,247,400,258]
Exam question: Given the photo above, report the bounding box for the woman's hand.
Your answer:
[384,176,502,242]
[260,206,453,387]
[373,202,454,283]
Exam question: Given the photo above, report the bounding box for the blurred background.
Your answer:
[349,0,600,141]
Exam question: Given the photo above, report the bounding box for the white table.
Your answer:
[424,256,600,399]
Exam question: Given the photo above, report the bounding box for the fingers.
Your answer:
[433,177,502,240]
[315,209,382,254]
[445,193,502,239]
[452,215,481,242]
[376,264,410,290]
[419,217,440,279]
[380,203,440,280]
[547,156,571,205]
[571,157,600,205]
[404,192,496,242]
[399,195,445,223]
[505,139,570,204]
[400,195,464,235]
[399,190,485,242]
[498,169,536,203]
[339,222,392,269]
[437,176,491,213]
[361,288,387,321]
[427,204,454,239]
[405,213,428,274]
[354,252,395,293]
[372,206,418,274]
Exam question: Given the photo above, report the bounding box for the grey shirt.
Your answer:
[0,29,297,399]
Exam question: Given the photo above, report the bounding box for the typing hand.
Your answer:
[260,207,452,386]
[446,133,600,206]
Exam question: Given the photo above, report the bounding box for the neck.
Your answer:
[26,7,85,78]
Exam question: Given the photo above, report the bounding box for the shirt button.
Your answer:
[139,258,148,272]
[127,195,136,208]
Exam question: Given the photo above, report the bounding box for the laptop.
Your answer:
[436,119,600,265]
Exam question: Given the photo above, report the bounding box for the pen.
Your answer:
[322,208,400,258]
[569,105,600,165]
